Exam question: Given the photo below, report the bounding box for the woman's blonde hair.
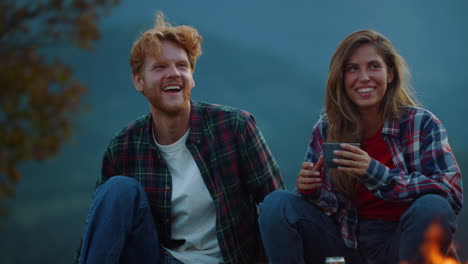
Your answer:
[325,29,418,199]
[129,11,202,74]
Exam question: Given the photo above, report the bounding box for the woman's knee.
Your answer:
[262,190,297,207]
[259,191,298,222]
[413,194,453,216]
[260,190,326,225]
[404,194,456,228]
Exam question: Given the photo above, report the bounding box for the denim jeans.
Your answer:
[78,176,184,264]
[258,190,457,264]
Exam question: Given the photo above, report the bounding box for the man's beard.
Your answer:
[150,89,191,116]
[153,101,188,116]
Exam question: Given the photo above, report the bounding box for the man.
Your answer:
[77,12,284,264]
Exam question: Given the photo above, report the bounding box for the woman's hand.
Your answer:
[333,143,371,177]
[297,156,324,192]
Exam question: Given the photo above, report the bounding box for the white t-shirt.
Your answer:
[155,130,222,264]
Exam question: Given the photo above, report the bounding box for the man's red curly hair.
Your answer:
[130,11,203,74]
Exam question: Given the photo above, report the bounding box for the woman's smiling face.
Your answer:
[344,43,394,114]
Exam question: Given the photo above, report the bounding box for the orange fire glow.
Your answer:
[418,223,460,264]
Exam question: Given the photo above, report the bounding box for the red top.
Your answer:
[356,128,409,221]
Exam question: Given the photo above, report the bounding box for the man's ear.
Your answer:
[132,72,144,93]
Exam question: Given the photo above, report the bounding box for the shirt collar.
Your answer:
[145,100,203,146]
[382,117,400,137]
[188,100,203,144]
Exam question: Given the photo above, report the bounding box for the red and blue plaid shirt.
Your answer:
[99,100,284,263]
[300,106,463,248]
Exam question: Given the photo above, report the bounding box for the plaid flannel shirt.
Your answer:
[299,106,463,248]
[96,100,284,263]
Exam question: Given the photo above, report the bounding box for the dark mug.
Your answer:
[322,143,361,168]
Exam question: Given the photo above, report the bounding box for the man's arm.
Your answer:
[236,111,285,263]
[237,112,285,201]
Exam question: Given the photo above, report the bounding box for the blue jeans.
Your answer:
[78,176,183,264]
[258,190,457,264]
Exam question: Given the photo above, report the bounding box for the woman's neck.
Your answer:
[360,109,384,139]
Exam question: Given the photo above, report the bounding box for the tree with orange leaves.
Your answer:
[0,0,120,215]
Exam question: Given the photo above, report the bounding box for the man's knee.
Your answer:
[95,176,146,204]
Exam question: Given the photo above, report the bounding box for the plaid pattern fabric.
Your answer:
[299,106,463,248]
[98,100,284,263]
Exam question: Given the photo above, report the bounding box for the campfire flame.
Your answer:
[419,223,460,264]
[399,222,467,264]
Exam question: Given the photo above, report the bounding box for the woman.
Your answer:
[258,29,463,264]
